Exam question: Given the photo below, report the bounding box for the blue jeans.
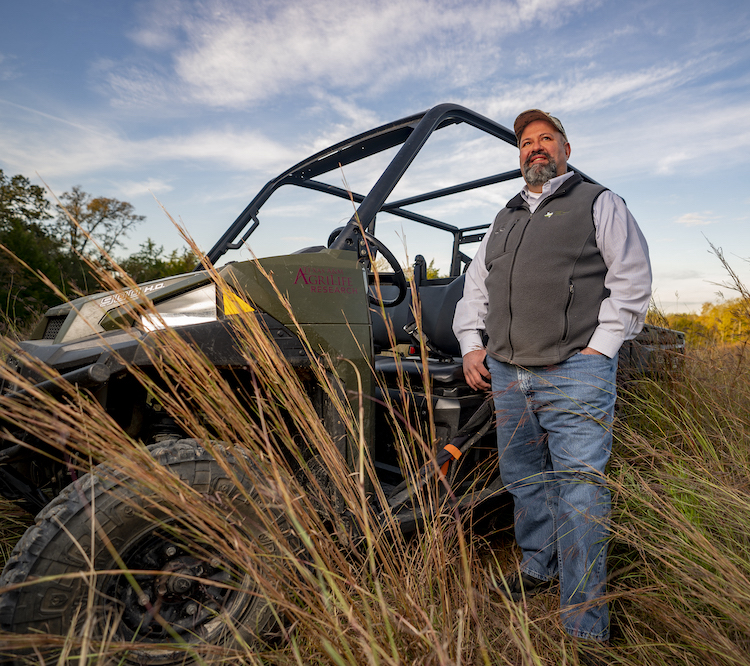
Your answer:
[486,352,617,641]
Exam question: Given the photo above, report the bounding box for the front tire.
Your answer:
[0,439,283,665]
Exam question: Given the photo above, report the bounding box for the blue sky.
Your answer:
[1,0,749,313]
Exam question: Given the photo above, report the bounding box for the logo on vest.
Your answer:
[544,211,568,218]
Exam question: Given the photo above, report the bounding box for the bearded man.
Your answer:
[453,110,651,652]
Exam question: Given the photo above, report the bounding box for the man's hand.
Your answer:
[580,347,604,355]
[462,349,491,391]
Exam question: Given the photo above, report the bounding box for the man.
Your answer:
[452,110,651,646]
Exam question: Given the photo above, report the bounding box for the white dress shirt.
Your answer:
[452,172,652,359]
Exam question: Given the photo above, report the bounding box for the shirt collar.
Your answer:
[521,170,576,206]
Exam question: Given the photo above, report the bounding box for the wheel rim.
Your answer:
[101,526,253,646]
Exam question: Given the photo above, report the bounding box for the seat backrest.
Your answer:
[371,275,465,357]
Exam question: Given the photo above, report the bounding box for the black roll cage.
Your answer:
[202,102,597,276]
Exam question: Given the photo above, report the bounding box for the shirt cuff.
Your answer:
[457,332,486,357]
[587,327,624,359]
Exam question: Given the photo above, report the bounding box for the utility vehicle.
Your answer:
[0,103,682,663]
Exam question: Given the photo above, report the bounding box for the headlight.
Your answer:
[1,353,22,396]
[141,284,218,332]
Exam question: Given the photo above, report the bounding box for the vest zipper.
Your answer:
[562,281,574,341]
[506,213,533,361]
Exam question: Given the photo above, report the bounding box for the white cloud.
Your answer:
[0,53,19,82]
[127,0,185,51]
[304,92,384,151]
[0,109,300,181]
[674,212,718,227]
[109,0,589,110]
[118,178,174,198]
[573,96,750,181]
[469,57,717,123]
[104,65,179,109]
[144,130,299,171]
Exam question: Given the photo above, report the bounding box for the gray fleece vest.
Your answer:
[484,173,609,366]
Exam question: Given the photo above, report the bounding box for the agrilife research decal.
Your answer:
[294,266,359,295]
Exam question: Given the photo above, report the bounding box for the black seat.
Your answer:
[371,274,465,358]
[373,356,465,385]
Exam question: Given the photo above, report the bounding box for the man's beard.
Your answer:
[523,151,558,188]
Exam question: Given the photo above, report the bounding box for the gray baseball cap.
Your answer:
[513,109,568,143]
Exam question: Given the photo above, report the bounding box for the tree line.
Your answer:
[1,169,195,333]
[660,299,750,348]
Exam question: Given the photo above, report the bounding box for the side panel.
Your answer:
[221,250,375,473]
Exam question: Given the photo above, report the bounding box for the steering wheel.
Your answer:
[327,227,407,307]
[360,232,407,308]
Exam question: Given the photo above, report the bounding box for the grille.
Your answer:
[43,315,67,340]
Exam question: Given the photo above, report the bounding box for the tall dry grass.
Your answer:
[607,344,750,666]
[1,247,749,664]
[0,253,521,666]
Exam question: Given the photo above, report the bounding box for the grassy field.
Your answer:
[1,269,749,665]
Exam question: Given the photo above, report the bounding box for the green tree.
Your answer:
[665,298,750,347]
[0,171,51,228]
[700,299,748,344]
[425,258,443,279]
[1,173,157,334]
[52,186,145,257]
[373,256,445,280]
[119,239,197,283]
[163,247,198,276]
[0,170,64,333]
[664,312,713,347]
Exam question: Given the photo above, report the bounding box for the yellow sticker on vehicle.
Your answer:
[223,291,254,315]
